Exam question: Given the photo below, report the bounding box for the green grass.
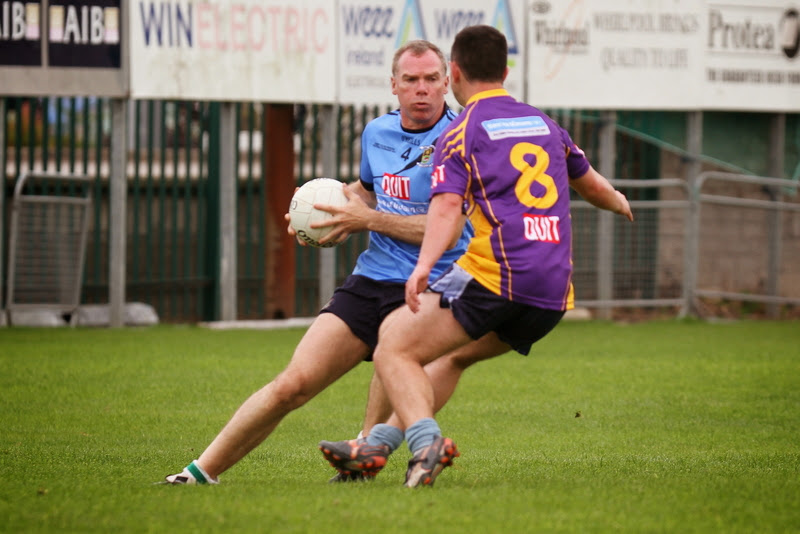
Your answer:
[0,320,798,533]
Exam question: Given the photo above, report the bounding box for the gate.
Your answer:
[5,172,92,325]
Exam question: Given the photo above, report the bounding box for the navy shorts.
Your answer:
[429,264,565,355]
[319,275,406,358]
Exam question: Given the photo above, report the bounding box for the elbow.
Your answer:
[573,179,608,206]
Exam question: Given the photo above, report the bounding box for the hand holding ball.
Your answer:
[289,178,349,248]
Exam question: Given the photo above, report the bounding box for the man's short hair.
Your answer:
[451,25,507,82]
[392,40,448,76]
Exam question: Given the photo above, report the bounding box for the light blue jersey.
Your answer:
[353,107,470,283]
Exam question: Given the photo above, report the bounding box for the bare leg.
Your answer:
[374,294,474,430]
[360,329,511,435]
[361,347,488,434]
[383,332,511,428]
[361,372,392,436]
[196,314,369,478]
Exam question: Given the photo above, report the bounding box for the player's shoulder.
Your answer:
[443,106,459,122]
[365,109,401,133]
[442,104,467,128]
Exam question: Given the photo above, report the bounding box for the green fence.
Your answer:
[3,96,797,322]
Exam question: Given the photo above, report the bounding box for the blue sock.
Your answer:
[405,418,441,453]
[366,424,404,452]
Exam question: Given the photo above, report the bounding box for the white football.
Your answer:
[289,178,348,248]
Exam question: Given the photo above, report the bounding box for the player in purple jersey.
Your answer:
[432,86,591,310]
[163,40,508,486]
[320,25,633,488]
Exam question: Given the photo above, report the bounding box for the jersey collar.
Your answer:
[466,88,510,106]
[399,104,451,134]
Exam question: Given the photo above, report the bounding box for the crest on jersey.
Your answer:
[418,145,435,167]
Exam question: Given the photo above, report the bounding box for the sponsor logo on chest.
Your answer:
[382,173,410,200]
[523,214,561,243]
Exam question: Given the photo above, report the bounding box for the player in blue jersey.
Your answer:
[320,25,633,488]
[164,40,509,485]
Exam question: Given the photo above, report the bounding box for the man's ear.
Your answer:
[450,62,461,84]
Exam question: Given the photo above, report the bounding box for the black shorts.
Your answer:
[319,275,406,358]
[429,264,565,355]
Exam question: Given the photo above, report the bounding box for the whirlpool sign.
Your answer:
[526,0,800,111]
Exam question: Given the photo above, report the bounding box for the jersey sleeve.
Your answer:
[430,123,470,199]
[359,124,376,191]
[560,126,591,179]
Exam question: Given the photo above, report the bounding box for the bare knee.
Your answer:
[442,334,510,371]
[266,371,317,413]
[439,350,473,372]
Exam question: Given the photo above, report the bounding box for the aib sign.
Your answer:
[0,0,121,68]
[0,1,41,65]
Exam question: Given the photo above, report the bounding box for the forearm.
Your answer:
[575,172,618,209]
[571,167,633,220]
[366,212,427,245]
[340,182,465,245]
[417,194,465,272]
[334,181,427,244]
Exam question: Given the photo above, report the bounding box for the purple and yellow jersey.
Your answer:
[430,89,590,311]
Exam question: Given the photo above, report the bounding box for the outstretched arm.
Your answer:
[570,166,634,222]
[285,180,428,246]
[312,181,429,246]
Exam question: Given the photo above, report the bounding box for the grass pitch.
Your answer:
[0,320,798,533]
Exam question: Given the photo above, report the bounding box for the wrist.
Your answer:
[365,211,384,233]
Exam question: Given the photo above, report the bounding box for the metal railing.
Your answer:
[688,172,800,316]
[571,178,691,312]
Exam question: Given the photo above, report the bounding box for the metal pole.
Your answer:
[766,113,785,318]
[682,111,703,318]
[263,104,297,318]
[0,98,6,325]
[109,99,128,327]
[596,110,616,320]
[318,105,337,309]
[218,102,237,321]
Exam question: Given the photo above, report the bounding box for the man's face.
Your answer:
[391,49,449,129]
